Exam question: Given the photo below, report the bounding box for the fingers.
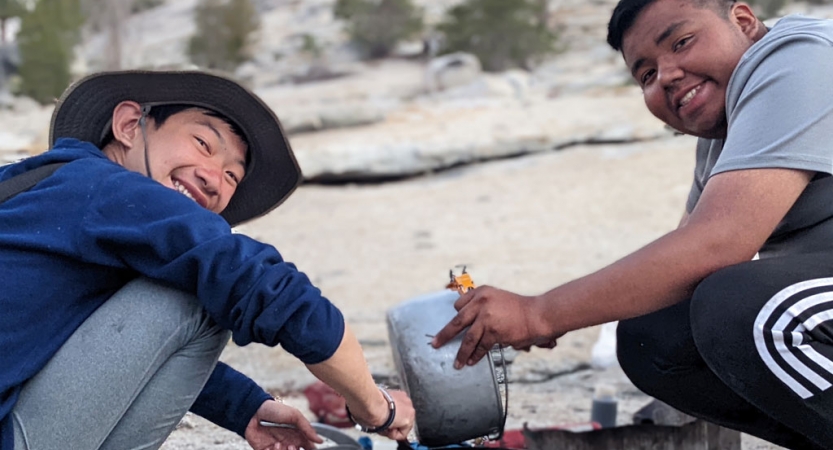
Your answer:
[467,335,495,366]
[383,391,414,441]
[453,321,487,369]
[453,287,478,310]
[431,301,479,349]
[254,402,322,450]
[540,339,558,349]
[379,427,410,441]
[287,411,323,444]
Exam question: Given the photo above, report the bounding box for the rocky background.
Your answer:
[3,0,833,448]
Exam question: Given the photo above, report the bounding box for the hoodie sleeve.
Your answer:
[190,362,273,437]
[74,171,345,364]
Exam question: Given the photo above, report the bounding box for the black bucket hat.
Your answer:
[49,70,302,226]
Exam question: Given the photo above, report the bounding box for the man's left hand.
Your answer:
[244,399,323,450]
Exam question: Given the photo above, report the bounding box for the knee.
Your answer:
[109,277,228,353]
[616,309,700,398]
[689,266,753,359]
[114,278,209,328]
[617,318,664,396]
[116,277,202,317]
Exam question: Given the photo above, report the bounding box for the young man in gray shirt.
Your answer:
[433,0,833,448]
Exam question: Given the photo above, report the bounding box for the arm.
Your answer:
[434,33,833,365]
[76,175,415,438]
[434,167,813,365]
[306,325,414,441]
[190,362,322,449]
[677,211,689,229]
[77,174,345,357]
[537,168,811,331]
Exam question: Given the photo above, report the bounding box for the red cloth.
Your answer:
[303,381,353,428]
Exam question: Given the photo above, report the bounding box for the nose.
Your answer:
[657,56,684,88]
[195,165,222,197]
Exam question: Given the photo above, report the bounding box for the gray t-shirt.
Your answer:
[686,15,833,258]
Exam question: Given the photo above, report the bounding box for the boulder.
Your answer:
[0,131,31,154]
[318,103,386,130]
[425,52,482,93]
[290,92,672,182]
[434,70,532,101]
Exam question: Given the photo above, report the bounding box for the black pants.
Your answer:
[617,253,833,450]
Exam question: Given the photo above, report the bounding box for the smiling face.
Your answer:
[105,103,248,214]
[621,0,764,138]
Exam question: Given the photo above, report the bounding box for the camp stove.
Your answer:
[386,269,509,447]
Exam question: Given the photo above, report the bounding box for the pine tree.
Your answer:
[188,0,260,73]
[437,0,556,72]
[334,0,423,59]
[0,0,25,45]
[16,0,83,104]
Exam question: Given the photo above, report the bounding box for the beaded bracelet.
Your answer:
[346,385,396,433]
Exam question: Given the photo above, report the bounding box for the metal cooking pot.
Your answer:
[313,423,363,449]
[259,422,362,449]
[387,289,508,447]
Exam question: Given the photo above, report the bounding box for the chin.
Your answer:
[683,118,728,139]
[687,123,727,139]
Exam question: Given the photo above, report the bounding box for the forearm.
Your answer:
[305,325,389,427]
[537,223,754,335]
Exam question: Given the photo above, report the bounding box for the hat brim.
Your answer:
[50,70,302,226]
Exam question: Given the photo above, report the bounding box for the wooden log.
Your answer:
[522,420,741,450]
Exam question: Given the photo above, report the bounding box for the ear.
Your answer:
[110,101,144,150]
[730,2,764,41]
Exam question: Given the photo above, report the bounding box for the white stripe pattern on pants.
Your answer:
[754,278,833,399]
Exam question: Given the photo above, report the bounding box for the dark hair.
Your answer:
[100,104,249,155]
[607,0,736,51]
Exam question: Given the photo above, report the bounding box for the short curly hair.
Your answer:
[607,0,737,51]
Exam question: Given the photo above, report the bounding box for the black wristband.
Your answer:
[346,386,396,433]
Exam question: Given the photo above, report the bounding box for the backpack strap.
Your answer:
[0,162,67,205]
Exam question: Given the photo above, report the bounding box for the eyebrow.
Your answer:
[196,119,247,171]
[629,20,690,78]
[656,21,688,46]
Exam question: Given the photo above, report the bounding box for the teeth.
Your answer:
[173,181,196,202]
[679,86,700,108]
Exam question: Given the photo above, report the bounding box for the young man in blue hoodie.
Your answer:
[0,71,414,450]
[433,1,833,448]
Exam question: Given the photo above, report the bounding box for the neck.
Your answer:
[752,19,769,42]
[101,142,127,167]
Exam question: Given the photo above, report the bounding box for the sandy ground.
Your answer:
[160,135,782,450]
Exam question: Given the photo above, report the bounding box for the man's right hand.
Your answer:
[431,285,556,368]
[350,389,414,441]
[383,389,415,440]
[348,389,416,441]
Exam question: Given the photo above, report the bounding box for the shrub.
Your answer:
[16,0,83,104]
[188,0,260,72]
[130,0,165,14]
[0,0,25,45]
[745,0,788,18]
[437,0,556,72]
[334,0,423,59]
[131,0,165,14]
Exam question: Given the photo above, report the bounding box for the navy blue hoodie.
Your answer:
[0,139,345,448]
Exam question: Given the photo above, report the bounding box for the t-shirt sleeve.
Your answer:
[686,178,701,214]
[715,36,833,176]
[74,172,345,364]
[686,137,715,213]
